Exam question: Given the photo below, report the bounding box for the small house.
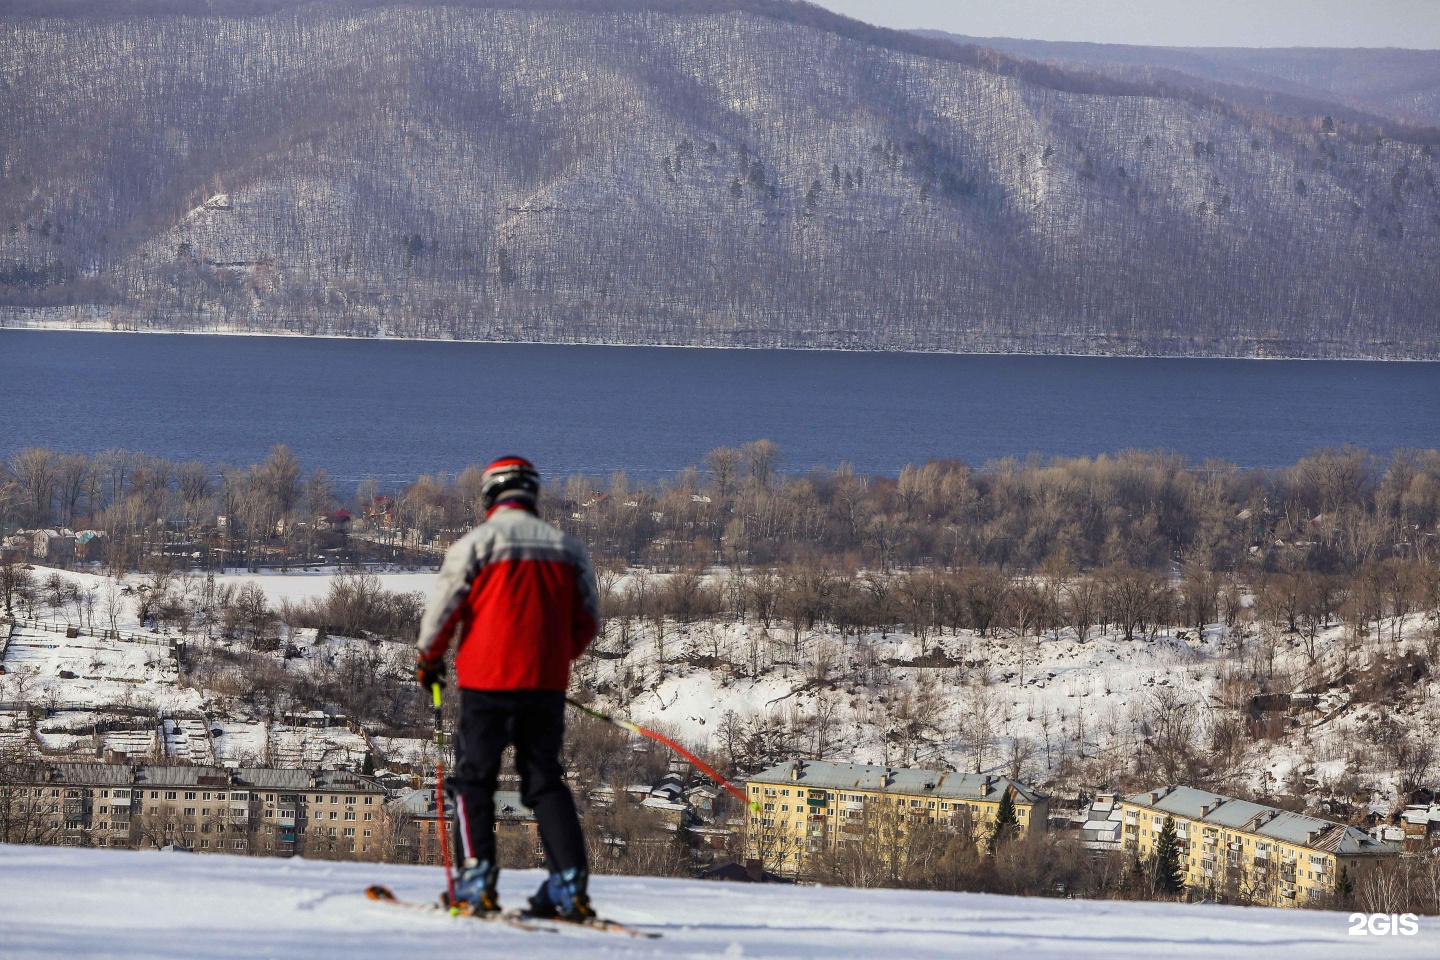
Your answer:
[32,529,76,564]
[322,509,352,533]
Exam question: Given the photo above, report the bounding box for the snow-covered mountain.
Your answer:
[1,843,1434,959]
[3,1,1439,357]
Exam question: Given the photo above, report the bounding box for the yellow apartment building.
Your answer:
[745,759,1047,877]
[1122,785,1398,906]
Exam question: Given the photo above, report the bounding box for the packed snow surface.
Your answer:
[212,568,438,602]
[0,845,1434,960]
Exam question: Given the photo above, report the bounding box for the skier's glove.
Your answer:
[416,657,445,691]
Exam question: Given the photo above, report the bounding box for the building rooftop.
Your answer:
[390,788,535,821]
[1402,804,1440,825]
[748,760,1044,805]
[1126,786,1396,857]
[39,762,384,793]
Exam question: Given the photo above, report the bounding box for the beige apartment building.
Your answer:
[745,759,1048,877]
[1121,785,1399,906]
[5,762,388,859]
[388,786,541,866]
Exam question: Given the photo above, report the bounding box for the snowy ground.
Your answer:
[0,845,1433,960]
[1,624,201,713]
[214,721,371,767]
[211,568,438,603]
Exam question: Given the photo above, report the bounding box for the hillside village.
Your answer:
[3,444,1440,913]
[3,552,1438,910]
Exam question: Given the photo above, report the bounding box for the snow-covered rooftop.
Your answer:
[750,759,1045,805]
[1126,786,1395,856]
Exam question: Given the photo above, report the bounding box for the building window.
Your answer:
[185,792,197,801]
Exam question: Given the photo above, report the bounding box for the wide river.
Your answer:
[2,331,1437,484]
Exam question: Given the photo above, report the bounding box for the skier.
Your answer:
[415,456,600,920]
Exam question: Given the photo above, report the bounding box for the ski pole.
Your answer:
[431,683,459,913]
[565,697,760,813]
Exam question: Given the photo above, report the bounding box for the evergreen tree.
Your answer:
[361,751,375,776]
[1335,865,1354,901]
[1152,815,1184,896]
[990,787,1019,853]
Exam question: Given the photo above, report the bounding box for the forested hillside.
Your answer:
[3,0,1439,356]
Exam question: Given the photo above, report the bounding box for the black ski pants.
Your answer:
[446,689,587,875]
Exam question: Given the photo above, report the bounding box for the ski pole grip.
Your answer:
[431,683,443,709]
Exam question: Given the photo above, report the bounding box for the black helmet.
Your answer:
[481,456,540,510]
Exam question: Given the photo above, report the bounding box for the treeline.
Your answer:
[550,443,1440,575]
[5,442,1440,577]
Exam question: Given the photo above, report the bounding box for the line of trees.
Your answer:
[7,442,1439,578]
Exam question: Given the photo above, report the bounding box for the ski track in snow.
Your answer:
[0,845,1435,960]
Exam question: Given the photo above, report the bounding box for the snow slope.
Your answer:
[211,569,439,603]
[0,845,1433,960]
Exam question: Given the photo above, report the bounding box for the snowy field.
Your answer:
[1,624,201,713]
[212,568,438,603]
[0,845,1434,960]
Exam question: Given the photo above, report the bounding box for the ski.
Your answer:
[363,885,659,938]
[364,884,551,932]
[515,910,661,939]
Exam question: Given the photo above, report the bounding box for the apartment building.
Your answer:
[7,762,388,859]
[1121,785,1399,906]
[745,759,1048,877]
[388,787,540,866]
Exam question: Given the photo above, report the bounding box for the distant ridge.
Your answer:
[917,30,1440,131]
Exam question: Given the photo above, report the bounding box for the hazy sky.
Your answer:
[811,0,1440,49]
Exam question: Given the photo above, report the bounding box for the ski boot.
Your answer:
[527,867,595,922]
[450,858,501,915]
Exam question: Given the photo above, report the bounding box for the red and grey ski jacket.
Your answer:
[416,502,599,691]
